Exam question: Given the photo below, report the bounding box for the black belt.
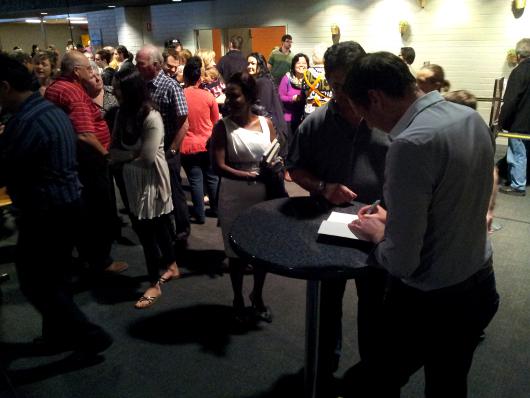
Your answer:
[388,259,494,298]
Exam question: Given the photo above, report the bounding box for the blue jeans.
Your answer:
[181,151,219,222]
[166,151,190,238]
[507,138,530,190]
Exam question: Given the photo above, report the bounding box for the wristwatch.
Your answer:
[316,180,326,194]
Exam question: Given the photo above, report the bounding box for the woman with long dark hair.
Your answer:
[111,70,179,309]
[278,52,309,140]
[211,72,277,324]
[246,52,288,150]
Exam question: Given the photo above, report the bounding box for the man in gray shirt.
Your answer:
[345,52,499,397]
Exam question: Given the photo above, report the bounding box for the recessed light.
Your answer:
[108,5,116,7]
[40,12,48,15]
[172,0,182,2]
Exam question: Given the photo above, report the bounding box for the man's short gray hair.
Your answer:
[89,60,100,75]
[516,38,530,59]
[138,44,164,66]
[61,51,84,76]
[312,43,328,65]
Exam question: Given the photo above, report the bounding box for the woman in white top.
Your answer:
[111,70,180,309]
[211,72,277,324]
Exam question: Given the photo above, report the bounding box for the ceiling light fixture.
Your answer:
[70,20,88,24]
[108,5,116,8]
[40,12,48,15]
[25,19,42,23]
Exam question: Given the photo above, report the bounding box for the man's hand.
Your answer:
[322,183,357,205]
[486,209,494,234]
[348,204,387,243]
[0,124,5,135]
[349,215,385,243]
[358,203,387,222]
[78,133,108,155]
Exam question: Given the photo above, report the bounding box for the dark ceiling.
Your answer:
[0,0,207,19]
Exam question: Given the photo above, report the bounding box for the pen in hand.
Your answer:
[366,199,381,215]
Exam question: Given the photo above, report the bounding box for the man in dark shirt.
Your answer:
[499,38,530,196]
[0,54,112,354]
[217,35,247,83]
[286,41,390,395]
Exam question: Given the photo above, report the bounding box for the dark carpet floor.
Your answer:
[0,145,529,398]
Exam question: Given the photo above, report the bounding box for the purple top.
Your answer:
[278,74,303,123]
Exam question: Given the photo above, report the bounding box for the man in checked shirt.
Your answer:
[136,44,191,242]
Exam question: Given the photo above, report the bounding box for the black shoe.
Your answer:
[34,327,112,355]
[205,208,218,218]
[190,216,205,224]
[249,293,273,323]
[74,327,113,354]
[115,236,136,246]
[499,186,526,196]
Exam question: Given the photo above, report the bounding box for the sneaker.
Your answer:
[499,186,526,196]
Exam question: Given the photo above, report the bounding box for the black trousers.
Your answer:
[15,202,97,342]
[166,151,191,239]
[130,214,175,285]
[77,154,116,271]
[347,264,499,398]
[318,267,388,375]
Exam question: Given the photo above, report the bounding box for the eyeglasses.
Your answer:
[74,64,93,71]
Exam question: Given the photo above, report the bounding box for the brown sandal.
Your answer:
[134,295,158,309]
[158,269,180,285]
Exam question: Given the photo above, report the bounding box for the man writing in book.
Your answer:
[346,52,499,397]
[285,41,390,396]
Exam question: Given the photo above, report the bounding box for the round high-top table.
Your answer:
[229,196,373,398]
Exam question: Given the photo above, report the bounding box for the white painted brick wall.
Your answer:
[90,0,530,123]
[87,9,118,47]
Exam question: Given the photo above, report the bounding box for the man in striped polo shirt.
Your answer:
[45,51,127,274]
[0,54,112,354]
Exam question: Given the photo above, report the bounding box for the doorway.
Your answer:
[194,25,287,63]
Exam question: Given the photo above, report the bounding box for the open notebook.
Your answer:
[318,211,360,240]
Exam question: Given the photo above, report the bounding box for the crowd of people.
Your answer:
[2,33,528,397]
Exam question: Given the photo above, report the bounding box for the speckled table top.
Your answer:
[229,196,373,280]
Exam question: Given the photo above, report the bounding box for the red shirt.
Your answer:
[45,77,110,149]
[181,85,219,154]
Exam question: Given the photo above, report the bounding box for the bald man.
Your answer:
[45,51,127,275]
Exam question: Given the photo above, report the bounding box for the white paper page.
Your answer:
[318,220,359,240]
[327,211,358,224]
